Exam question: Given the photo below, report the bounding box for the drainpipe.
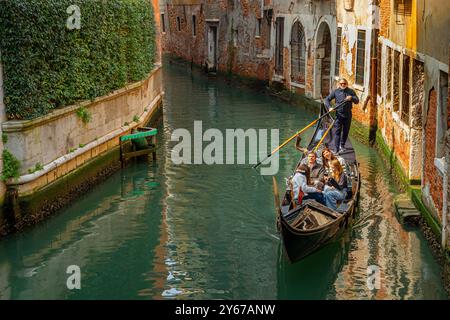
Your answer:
[261,0,263,20]
[368,5,379,146]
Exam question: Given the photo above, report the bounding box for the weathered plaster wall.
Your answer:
[415,0,448,60]
[336,0,378,128]
[162,2,207,66]
[272,1,336,99]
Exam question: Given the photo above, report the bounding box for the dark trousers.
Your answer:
[333,115,352,151]
[303,192,325,206]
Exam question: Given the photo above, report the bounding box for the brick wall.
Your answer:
[164,4,207,66]
[305,45,315,96]
[424,88,443,221]
[162,1,271,81]
[379,0,390,38]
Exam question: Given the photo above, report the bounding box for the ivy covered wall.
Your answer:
[0,0,156,120]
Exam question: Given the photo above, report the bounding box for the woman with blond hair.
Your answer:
[323,159,348,211]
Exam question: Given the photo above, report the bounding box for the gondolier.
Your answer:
[324,78,359,154]
[273,103,361,263]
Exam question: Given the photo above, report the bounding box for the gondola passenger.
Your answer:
[323,159,348,211]
[321,146,346,176]
[300,151,325,189]
[291,164,325,206]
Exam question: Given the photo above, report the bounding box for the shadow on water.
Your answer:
[277,229,352,299]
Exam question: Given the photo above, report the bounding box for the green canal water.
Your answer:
[0,63,447,300]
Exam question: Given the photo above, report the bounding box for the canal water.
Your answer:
[0,63,447,300]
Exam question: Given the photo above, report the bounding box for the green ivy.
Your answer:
[28,162,44,174]
[76,107,92,124]
[1,150,21,181]
[0,0,156,120]
[133,115,140,122]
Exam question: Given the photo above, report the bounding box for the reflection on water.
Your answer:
[0,62,447,300]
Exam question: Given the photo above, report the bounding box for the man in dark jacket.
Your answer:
[324,78,359,154]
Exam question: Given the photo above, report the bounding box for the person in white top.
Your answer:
[291,164,325,206]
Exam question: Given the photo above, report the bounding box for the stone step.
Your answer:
[394,194,421,224]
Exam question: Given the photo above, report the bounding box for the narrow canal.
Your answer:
[0,63,447,300]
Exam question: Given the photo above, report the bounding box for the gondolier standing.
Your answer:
[324,78,359,154]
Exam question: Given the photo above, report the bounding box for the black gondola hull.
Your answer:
[279,204,354,263]
[276,102,360,263]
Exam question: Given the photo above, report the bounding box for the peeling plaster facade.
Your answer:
[160,0,273,80]
[377,0,449,232]
[335,0,379,129]
[160,0,336,98]
[269,1,336,99]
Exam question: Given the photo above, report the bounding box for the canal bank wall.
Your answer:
[0,65,164,238]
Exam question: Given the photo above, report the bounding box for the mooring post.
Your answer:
[4,187,20,232]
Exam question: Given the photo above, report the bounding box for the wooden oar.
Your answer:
[272,176,281,217]
[313,118,335,153]
[253,100,346,169]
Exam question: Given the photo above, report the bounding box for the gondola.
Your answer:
[275,103,361,263]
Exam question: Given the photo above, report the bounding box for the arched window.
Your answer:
[290,21,306,85]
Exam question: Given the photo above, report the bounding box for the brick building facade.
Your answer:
[376,0,449,243]
[160,0,337,98]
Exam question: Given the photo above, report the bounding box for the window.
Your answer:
[161,14,166,33]
[375,32,381,96]
[386,47,392,101]
[176,17,181,32]
[355,30,366,85]
[394,0,412,15]
[393,50,400,112]
[256,18,262,37]
[290,21,306,85]
[275,17,284,75]
[335,27,342,76]
[401,55,410,123]
[192,15,196,36]
[263,9,272,49]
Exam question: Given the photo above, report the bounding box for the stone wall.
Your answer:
[2,65,163,198]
